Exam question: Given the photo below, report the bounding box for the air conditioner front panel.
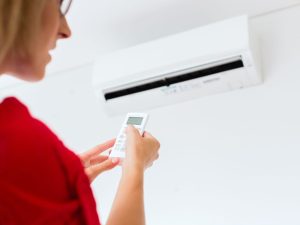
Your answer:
[102,56,244,101]
[100,66,252,115]
[92,15,262,115]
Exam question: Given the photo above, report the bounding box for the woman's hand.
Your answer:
[79,139,119,183]
[123,125,160,175]
[106,126,160,225]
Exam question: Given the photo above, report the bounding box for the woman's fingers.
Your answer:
[89,155,109,165]
[90,139,115,155]
[143,131,152,138]
[80,139,115,162]
[126,125,140,139]
[86,158,120,183]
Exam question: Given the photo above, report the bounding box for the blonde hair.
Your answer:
[0,0,46,64]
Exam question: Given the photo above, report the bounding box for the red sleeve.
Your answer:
[0,97,101,225]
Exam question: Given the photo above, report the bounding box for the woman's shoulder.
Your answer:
[0,96,82,172]
[0,96,88,191]
[0,96,30,115]
[0,97,99,224]
[0,96,54,142]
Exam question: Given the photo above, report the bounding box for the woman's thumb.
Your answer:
[126,125,139,140]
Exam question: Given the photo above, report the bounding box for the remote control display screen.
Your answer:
[127,117,143,125]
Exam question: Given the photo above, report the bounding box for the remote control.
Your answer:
[109,113,149,158]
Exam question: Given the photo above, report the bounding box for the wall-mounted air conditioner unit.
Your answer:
[92,15,261,115]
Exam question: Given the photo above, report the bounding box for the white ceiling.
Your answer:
[46,0,300,74]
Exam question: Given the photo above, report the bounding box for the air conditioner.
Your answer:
[92,15,261,115]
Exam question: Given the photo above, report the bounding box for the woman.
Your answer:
[0,0,160,224]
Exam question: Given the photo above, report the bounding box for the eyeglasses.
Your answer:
[60,0,73,16]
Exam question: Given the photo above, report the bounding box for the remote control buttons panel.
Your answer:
[110,113,148,158]
[114,125,143,153]
[115,128,127,152]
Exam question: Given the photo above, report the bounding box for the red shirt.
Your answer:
[0,97,101,225]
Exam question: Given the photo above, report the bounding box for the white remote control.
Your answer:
[109,113,149,158]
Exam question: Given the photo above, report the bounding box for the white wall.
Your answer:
[1,5,300,225]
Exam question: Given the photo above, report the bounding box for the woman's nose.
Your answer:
[58,16,72,39]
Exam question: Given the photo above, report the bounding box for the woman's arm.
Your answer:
[106,126,160,225]
[106,168,145,225]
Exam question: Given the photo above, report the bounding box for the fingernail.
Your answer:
[126,127,131,133]
[111,158,119,164]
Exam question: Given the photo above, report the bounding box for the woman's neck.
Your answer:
[0,59,7,76]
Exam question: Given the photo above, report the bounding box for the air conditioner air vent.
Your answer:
[104,57,244,100]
